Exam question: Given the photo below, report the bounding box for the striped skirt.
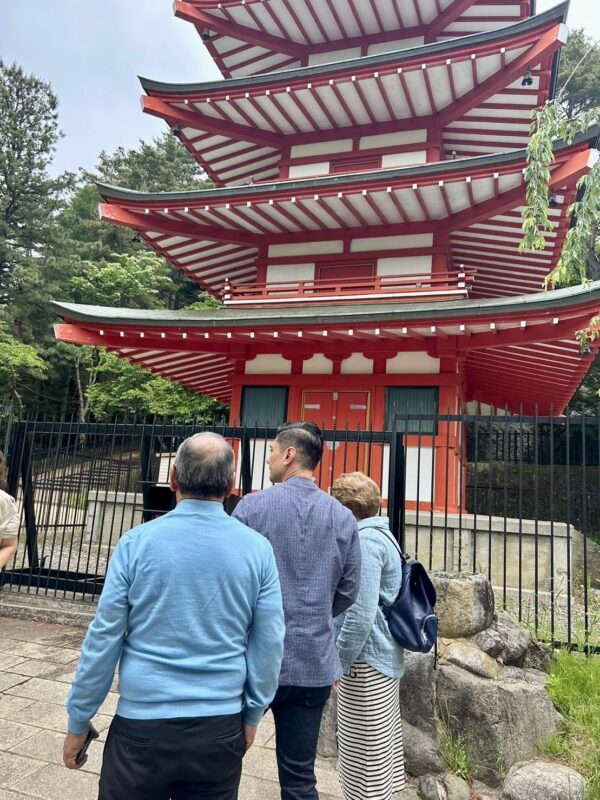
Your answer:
[337,661,405,800]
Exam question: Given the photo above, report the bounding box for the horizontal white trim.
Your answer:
[224,289,467,305]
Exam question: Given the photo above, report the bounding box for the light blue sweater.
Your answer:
[335,516,404,679]
[67,499,285,734]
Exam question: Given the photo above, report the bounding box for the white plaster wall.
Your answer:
[368,37,425,55]
[269,241,344,257]
[386,353,441,374]
[340,354,373,374]
[381,445,434,503]
[360,130,427,150]
[308,47,362,65]
[290,140,353,158]
[288,161,330,179]
[245,355,292,374]
[235,439,274,491]
[303,354,334,374]
[351,233,433,252]
[266,263,315,283]
[377,255,433,276]
[382,151,427,168]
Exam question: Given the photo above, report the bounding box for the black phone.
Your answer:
[76,729,95,765]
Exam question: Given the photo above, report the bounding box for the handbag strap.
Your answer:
[369,524,405,560]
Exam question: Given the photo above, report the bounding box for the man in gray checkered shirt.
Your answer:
[233,422,361,800]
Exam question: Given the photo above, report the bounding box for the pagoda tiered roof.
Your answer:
[97,130,599,298]
[144,5,566,185]
[176,0,535,78]
[54,282,600,412]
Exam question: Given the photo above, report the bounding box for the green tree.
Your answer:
[0,321,46,407]
[557,29,600,118]
[91,131,212,193]
[67,252,174,308]
[520,32,600,410]
[0,60,73,335]
[85,352,226,421]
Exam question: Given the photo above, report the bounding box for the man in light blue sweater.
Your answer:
[63,432,285,800]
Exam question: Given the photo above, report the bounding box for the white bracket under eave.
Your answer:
[558,23,570,45]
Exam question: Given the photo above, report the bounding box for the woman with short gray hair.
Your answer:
[332,472,405,800]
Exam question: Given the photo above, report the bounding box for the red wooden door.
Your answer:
[301,391,370,489]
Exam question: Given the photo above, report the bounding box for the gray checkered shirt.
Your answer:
[233,477,361,686]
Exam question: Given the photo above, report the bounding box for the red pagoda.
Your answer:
[54,0,600,511]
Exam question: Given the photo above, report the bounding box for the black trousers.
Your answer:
[270,685,332,800]
[98,713,244,800]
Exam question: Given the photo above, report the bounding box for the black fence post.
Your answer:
[8,423,39,569]
[388,424,405,550]
[240,430,252,497]
[140,434,154,523]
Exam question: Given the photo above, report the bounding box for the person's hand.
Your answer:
[332,680,341,693]
[63,724,99,769]
[243,723,257,751]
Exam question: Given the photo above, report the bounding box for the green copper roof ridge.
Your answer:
[139,2,568,95]
[52,280,600,328]
[97,124,599,204]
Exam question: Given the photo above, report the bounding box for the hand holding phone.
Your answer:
[76,728,95,765]
[64,724,99,770]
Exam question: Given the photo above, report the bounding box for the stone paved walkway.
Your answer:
[0,616,417,799]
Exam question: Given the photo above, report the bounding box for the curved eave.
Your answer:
[51,281,600,329]
[177,0,538,79]
[97,127,599,205]
[142,3,568,96]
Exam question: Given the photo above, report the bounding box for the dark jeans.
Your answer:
[271,685,332,800]
[98,713,244,800]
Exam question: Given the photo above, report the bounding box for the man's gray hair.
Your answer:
[174,432,235,499]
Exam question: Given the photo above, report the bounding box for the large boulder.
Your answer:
[403,721,445,777]
[495,613,532,667]
[474,626,507,659]
[436,665,561,786]
[440,639,502,679]
[418,773,471,800]
[523,639,556,673]
[433,573,495,639]
[502,761,587,800]
[399,651,437,736]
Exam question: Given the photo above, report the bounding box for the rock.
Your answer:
[433,573,495,639]
[436,665,561,786]
[495,613,532,667]
[418,773,471,800]
[503,667,547,687]
[399,651,437,736]
[502,760,587,800]
[523,639,556,673]
[443,774,471,800]
[403,721,445,777]
[317,694,338,758]
[441,639,502,679]
[418,774,447,800]
[474,627,506,659]
[473,780,502,800]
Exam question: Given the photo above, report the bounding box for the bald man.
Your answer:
[64,432,285,800]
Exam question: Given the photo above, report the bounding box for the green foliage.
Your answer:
[558,30,600,118]
[0,320,46,405]
[67,252,174,308]
[539,650,600,799]
[85,351,226,422]
[439,718,472,781]
[90,131,212,193]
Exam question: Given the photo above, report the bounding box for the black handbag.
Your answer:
[376,527,438,655]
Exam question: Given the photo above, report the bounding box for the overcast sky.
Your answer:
[1,0,598,177]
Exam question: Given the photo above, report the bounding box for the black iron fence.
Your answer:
[0,408,599,652]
